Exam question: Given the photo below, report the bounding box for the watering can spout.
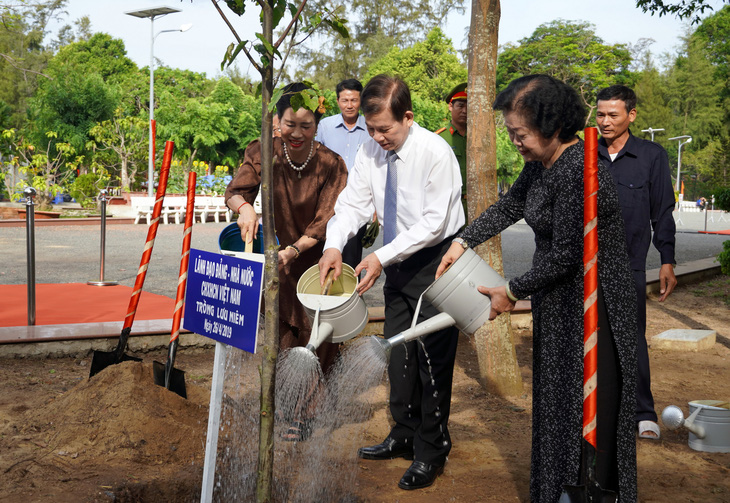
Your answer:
[373,312,457,361]
[305,304,334,354]
[661,405,707,439]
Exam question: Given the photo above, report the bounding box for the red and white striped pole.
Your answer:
[122,141,175,331]
[170,171,196,345]
[163,170,196,390]
[583,127,599,448]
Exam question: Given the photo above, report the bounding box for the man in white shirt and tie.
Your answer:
[319,74,465,491]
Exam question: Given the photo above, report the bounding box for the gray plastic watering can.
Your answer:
[372,247,507,358]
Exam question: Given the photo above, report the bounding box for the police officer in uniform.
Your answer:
[435,83,467,220]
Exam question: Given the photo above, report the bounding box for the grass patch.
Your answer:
[690,274,730,306]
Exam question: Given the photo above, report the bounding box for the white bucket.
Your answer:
[688,400,730,453]
[296,264,369,344]
[422,247,507,335]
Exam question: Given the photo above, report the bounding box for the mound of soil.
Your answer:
[1,276,729,502]
[1,361,209,502]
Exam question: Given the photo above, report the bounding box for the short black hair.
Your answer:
[360,75,412,121]
[336,79,363,98]
[276,82,324,124]
[596,85,637,114]
[493,74,585,141]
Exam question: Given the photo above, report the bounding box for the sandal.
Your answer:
[282,420,312,442]
[638,420,661,440]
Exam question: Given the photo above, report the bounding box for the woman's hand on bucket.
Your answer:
[436,242,466,279]
[478,285,515,320]
[354,253,382,295]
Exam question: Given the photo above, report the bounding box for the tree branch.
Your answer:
[274,20,299,85]
[274,0,309,48]
[0,53,52,79]
[210,0,261,73]
[210,0,242,43]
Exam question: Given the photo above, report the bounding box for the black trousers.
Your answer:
[341,224,367,270]
[631,269,656,422]
[383,237,459,467]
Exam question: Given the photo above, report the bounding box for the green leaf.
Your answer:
[269,87,284,112]
[224,0,246,16]
[324,18,350,39]
[255,33,281,60]
[224,40,250,69]
[272,0,288,28]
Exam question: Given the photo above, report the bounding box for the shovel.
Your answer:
[559,128,617,503]
[153,171,196,398]
[89,141,175,378]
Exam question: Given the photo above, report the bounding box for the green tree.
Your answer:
[88,108,148,191]
[2,128,80,209]
[0,1,64,128]
[411,93,448,132]
[365,27,467,102]
[26,33,139,161]
[636,0,729,24]
[667,14,729,194]
[294,0,465,87]
[496,20,634,122]
[632,48,674,139]
[45,33,136,83]
[495,125,522,190]
[28,71,118,156]
[205,77,261,166]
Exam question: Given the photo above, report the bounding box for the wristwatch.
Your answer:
[453,237,469,250]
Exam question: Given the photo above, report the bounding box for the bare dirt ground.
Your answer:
[1,275,728,503]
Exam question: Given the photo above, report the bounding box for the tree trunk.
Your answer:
[467,0,523,396]
[121,156,130,191]
[255,3,278,502]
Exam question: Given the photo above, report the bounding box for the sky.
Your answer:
[47,0,726,79]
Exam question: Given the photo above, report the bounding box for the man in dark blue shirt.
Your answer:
[596,85,678,440]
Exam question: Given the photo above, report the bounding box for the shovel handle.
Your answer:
[122,141,174,331]
[321,269,336,296]
[169,171,196,344]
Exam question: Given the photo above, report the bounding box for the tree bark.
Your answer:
[255,4,278,503]
[467,0,523,396]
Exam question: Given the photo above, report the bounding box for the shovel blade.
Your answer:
[89,350,142,378]
[152,360,187,399]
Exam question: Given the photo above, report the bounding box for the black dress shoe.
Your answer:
[357,436,413,460]
[397,460,444,490]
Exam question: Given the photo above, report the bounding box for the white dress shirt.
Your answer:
[324,122,465,267]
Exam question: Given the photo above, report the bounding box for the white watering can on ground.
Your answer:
[371,247,507,359]
[662,400,730,452]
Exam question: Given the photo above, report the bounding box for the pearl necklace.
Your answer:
[283,141,314,179]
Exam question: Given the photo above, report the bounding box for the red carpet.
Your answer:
[0,283,176,327]
[699,229,730,235]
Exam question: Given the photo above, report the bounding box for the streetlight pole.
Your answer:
[125,7,191,196]
[668,135,692,193]
[641,127,664,142]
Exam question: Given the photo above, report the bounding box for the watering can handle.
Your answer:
[245,232,253,254]
[321,269,335,295]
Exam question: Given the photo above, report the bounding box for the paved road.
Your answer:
[1,210,727,305]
